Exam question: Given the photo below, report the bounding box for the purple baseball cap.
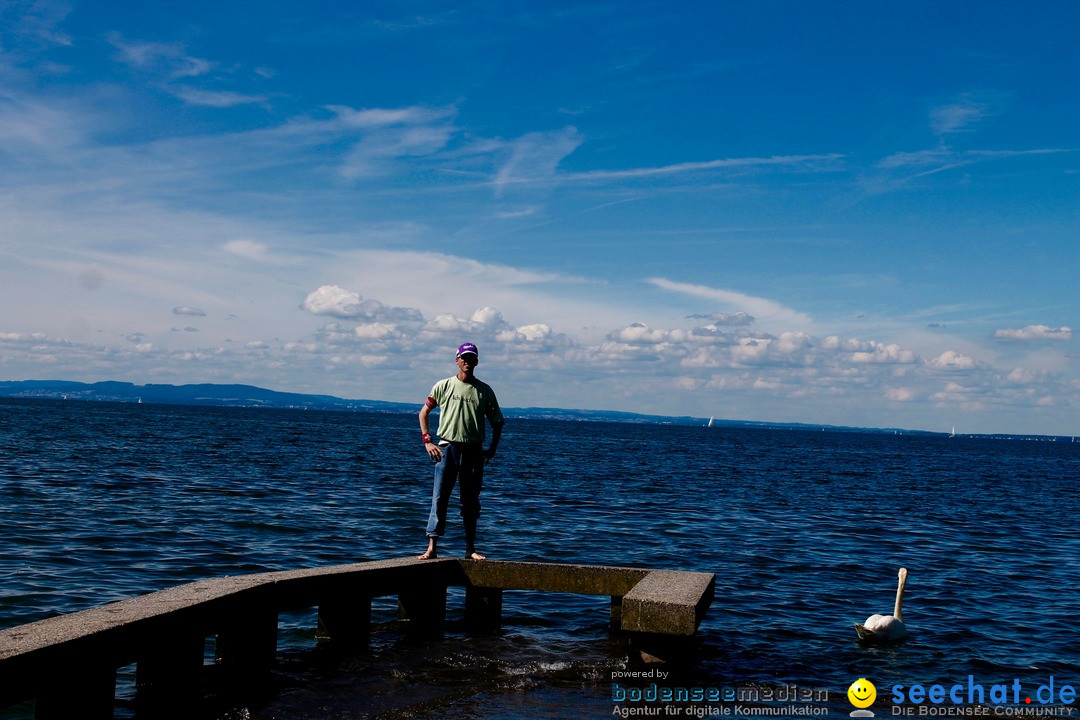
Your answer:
[457,342,479,359]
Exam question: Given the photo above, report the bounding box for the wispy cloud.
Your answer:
[930,94,1000,135]
[878,147,1074,172]
[222,239,289,264]
[1,0,72,50]
[567,154,845,182]
[648,278,813,328]
[493,127,584,194]
[170,87,269,108]
[108,33,215,78]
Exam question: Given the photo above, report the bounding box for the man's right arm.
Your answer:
[419,398,442,461]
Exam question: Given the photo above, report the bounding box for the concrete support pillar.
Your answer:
[397,586,447,636]
[609,595,623,631]
[317,596,372,646]
[215,607,278,684]
[136,629,205,717]
[35,659,116,720]
[464,586,502,633]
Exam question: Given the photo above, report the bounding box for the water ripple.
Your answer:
[1,400,1078,718]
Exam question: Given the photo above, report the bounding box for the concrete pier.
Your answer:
[0,557,714,718]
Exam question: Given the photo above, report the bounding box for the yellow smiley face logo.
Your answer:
[848,678,877,708]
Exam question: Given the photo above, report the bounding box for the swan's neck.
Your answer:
[893,569,908,621]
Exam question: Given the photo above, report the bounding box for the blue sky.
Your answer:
[1,1,1076,435]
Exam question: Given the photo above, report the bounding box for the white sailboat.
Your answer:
[950,426,956,438]
[707,416,714,428]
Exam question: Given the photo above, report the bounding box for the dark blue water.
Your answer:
[2,398,1078,718]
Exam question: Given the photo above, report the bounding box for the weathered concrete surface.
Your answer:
[620,569,715,636]
[0,557,459,662]
[458,561,713,636]
[0,557,461,707]
[459,559,648,596]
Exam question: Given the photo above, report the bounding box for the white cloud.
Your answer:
[993,325,1072,341]
[687,311,755,327]
[173,307,206,317]
[515,323,552,341]
[326,105,454,129]
[300,285,423,324]
[849,342,918,364]
[353,322,399,339]
[0,332,49,343]
[301,285,364,318]
[930,350,977,370]
[607,322,670,345]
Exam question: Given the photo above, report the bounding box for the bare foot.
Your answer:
[466,551,486,561]
[418,539,437,560]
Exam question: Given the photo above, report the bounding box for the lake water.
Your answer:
[1,398,1078,718]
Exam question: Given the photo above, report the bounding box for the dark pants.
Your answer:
[425,442,484,547]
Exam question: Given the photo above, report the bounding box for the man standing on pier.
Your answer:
[418,342,504,561]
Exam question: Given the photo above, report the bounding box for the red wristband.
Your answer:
[422,432,433,444]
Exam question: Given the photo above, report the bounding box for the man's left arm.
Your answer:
[485,421,503,462]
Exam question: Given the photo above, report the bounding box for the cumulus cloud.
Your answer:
[353,322,399,339]
[930,350,977,370]
[0,332,50,343]
[514,323,552,341]
[607,322,671,345]
[300,285,422,323]
[424,307,517,340]
[993,325,1072,341]
[849,341,918,364]
[301,285,363,317]
[173,306,206,316]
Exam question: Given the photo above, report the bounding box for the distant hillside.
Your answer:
[0,379,938,435]
[0,379,414,414]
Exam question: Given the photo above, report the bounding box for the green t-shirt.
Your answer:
[430,376,503,444]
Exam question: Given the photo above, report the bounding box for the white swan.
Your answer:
[854,567,908,641]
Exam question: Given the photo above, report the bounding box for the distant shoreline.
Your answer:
[1,379,1073,442]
